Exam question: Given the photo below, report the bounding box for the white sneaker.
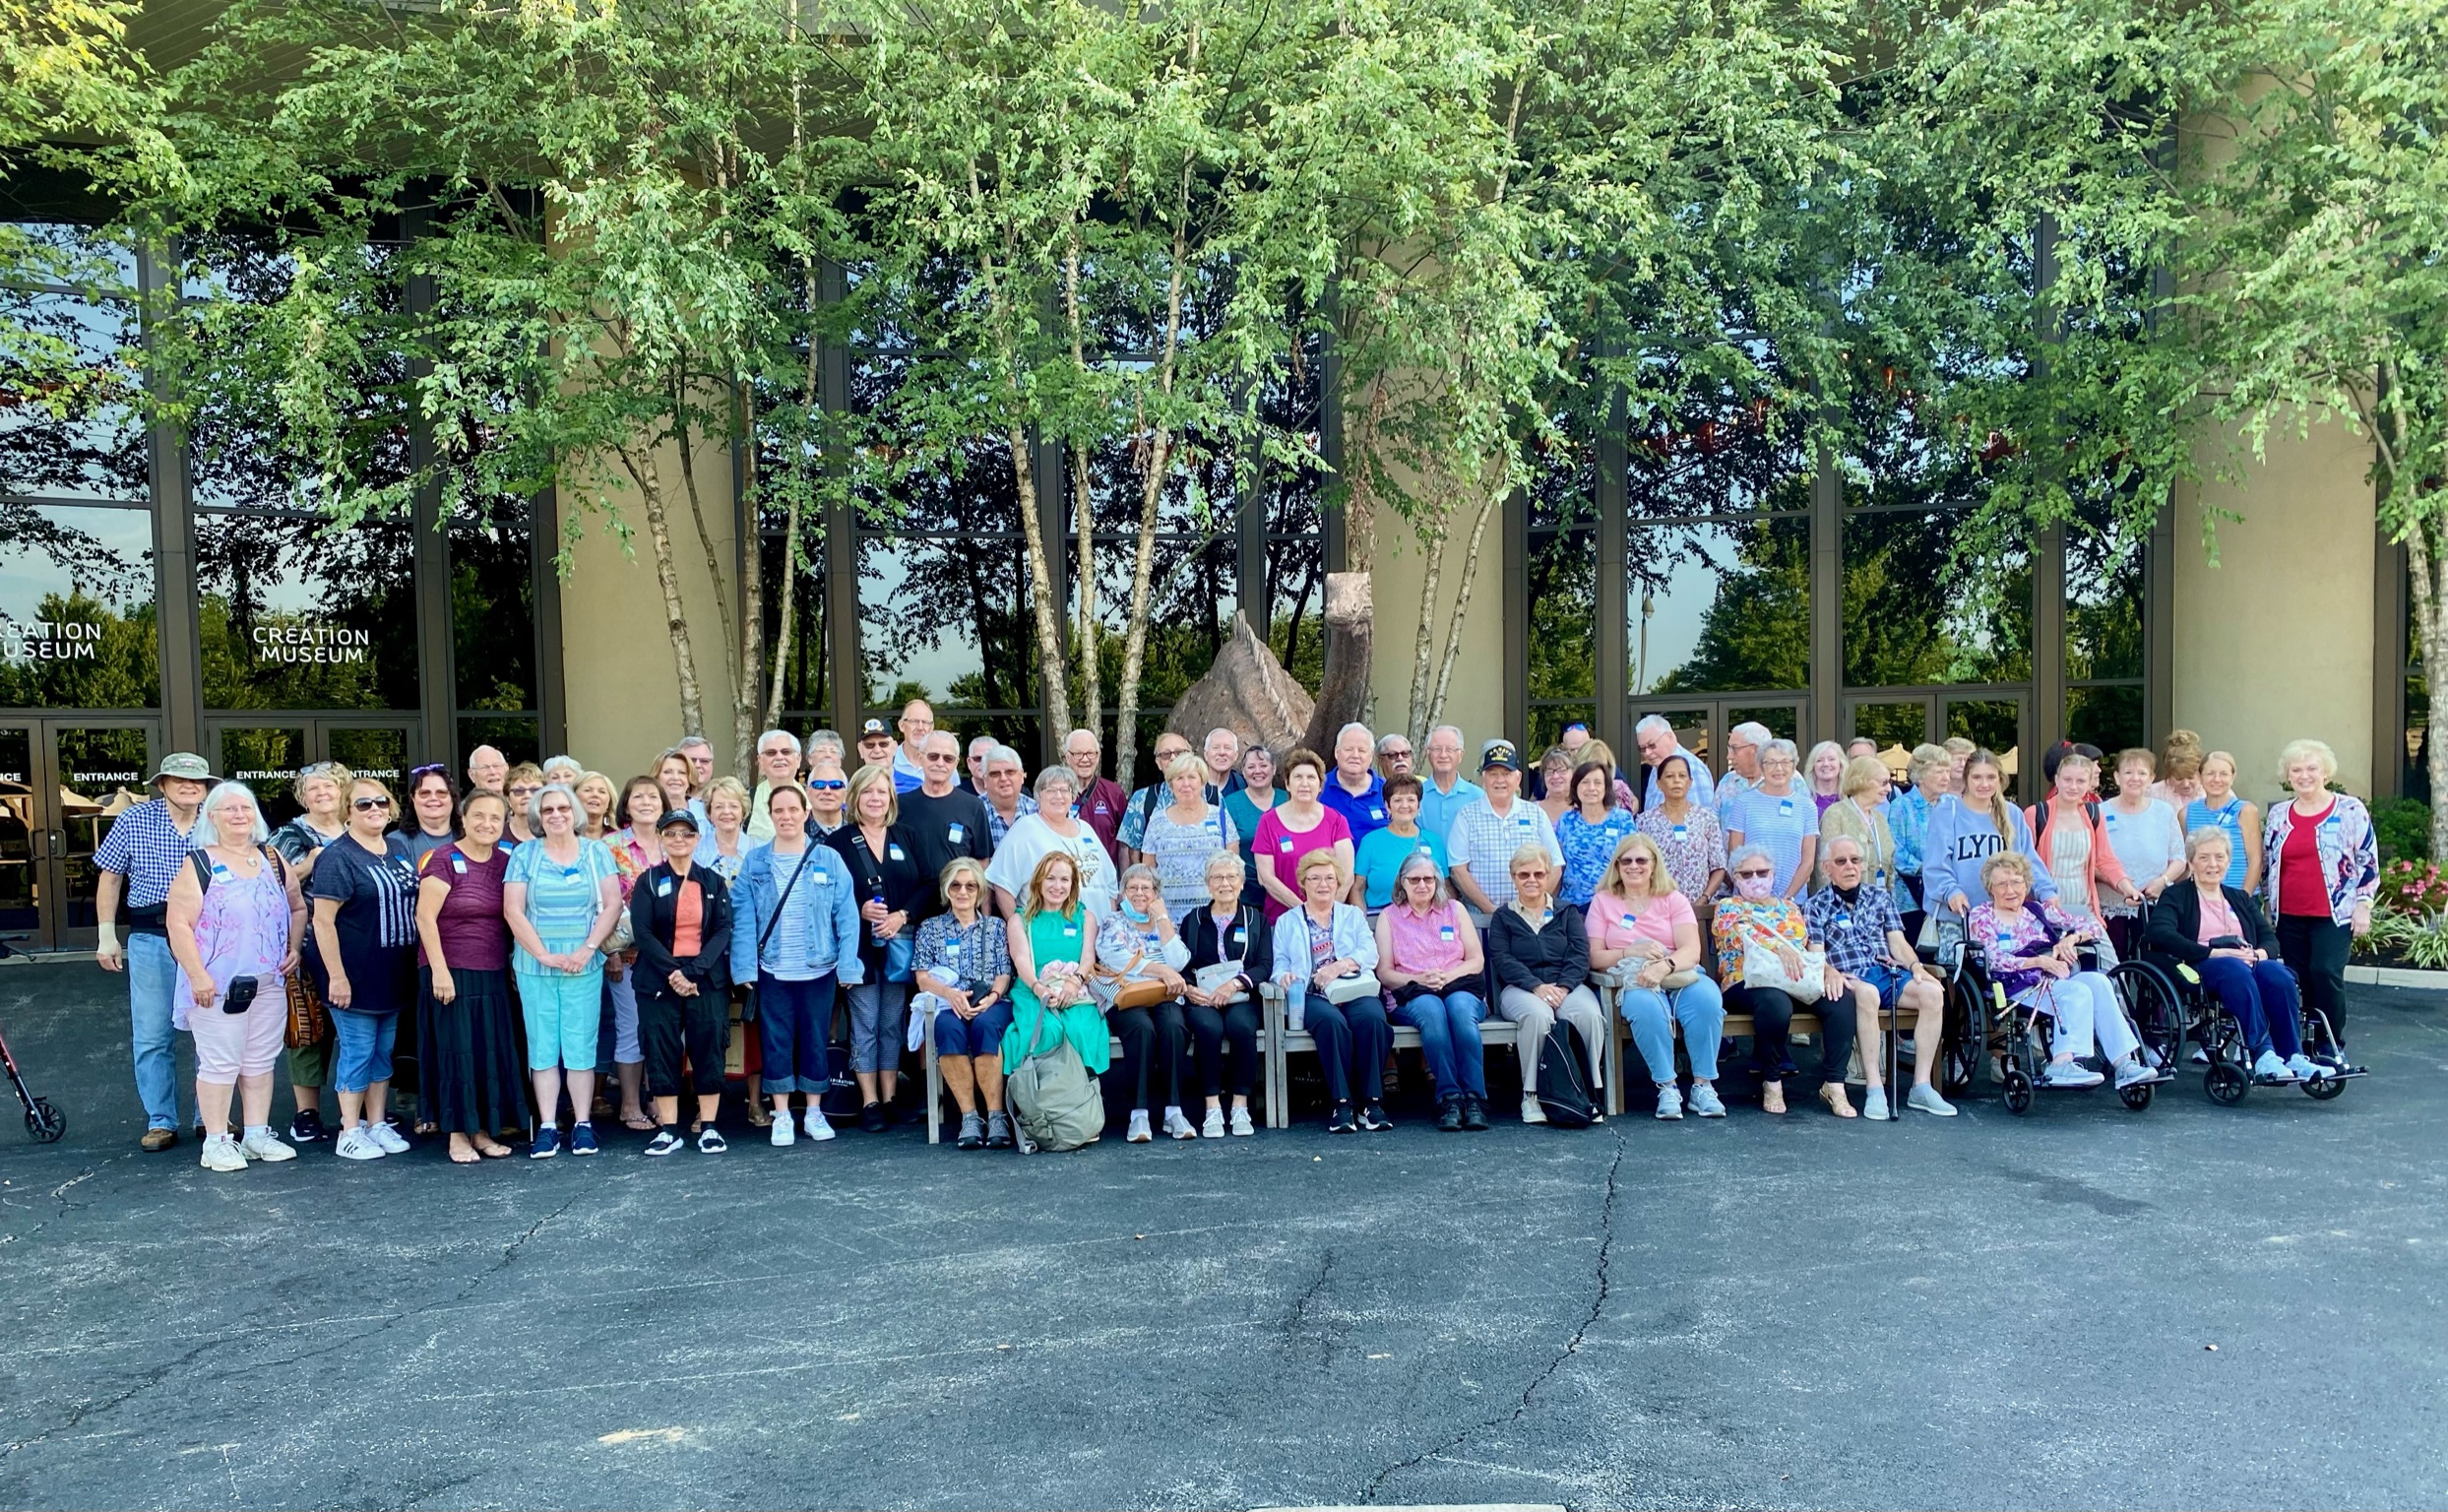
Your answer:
[2253,1049,2296,1082]
[2113,1055,2159,1090]
[367,1120,410,1155]
[771,1115,796,1147]
[1200,1107,1225,1139]
[2040,1060,2104,1089]
[334,1126,386,1160]
[1126,1109,1153,1143]
[1654,1085,1683,1120]
[199,1133,248,1172]
[1906,1084,1959,1116]
[1229,1106,1255,1136]
[1860,1087,1891,1121]
[2283,1052,2324,1082]
[1520,1093,1547,1125]
[1165,1107,1198,1140]
[239,1128,297,1163]
[802,1108,836,1142]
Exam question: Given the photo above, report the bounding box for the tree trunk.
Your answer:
[1298,571,1374,757]
[731,382,765,779]
[766,268,822,739]
[1403,501,1455,740]
[1008,421,1074,740]
[1065,235,1100,739]
[2412,524,2448,858]
[1425,466,1504,736]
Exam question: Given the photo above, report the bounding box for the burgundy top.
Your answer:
[2277,800,2332,919]
[418,842,512,972]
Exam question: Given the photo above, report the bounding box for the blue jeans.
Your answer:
[846,980,909,1075]
[2198,955,2303,1059]
[757,973,837,1097]
[126,931,189,1130]
[1392,989,1487,1100]
[332,1010,399,1095]
[1620,976,1726,1083]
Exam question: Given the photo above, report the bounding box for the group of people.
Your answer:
[94,701,2377,1168]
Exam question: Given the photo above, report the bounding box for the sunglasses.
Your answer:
[352,796,392,811]
[923,752,956,763]
[1826,855,1863,866]
[1733,867,1773,880]
[809,779,846,791]
[1618,855,1651,866]
[948,880,979,891]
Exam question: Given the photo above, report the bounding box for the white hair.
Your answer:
[677,735,713,753]
[189,782,271,849]
[1426,724,1465,748]
[967,734,995,753]
[1337,722,1374,745]
[1763,737,1798,762]
[1635,714,1673,740]
[756,727,802,759]
[539,754,582,783]
[1729,721,1772,747]
[984,744,1025,771]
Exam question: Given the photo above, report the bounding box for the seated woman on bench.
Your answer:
[1712,844,1857,1117]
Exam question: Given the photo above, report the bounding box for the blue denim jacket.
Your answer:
[728,840,865,986]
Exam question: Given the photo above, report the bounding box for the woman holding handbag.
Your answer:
[268,761,349,1145]
[1586,832,1725,1120]
[913,857,1015,1150]
[165,782,306,1171]
[1180,850,1269,1138]
[827,764,928,1132]
[728,783,863,1147]
[1487,846,1607,1125]
[1712,844,1855,1116]
[1270,850,1386,1134]
[1003,852,1106,1079]
[1375,853,1490,1133]
[1094,864,1196,1143]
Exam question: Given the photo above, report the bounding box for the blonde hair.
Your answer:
[1840,754,1890,800]
[1942,736,1976,758]
[2278,737,2338,784]
[1804,739,1848,789]
[938,855,989,906]
[1507,843,1555,879]
[701,775,751,824]
[1293,850,1345,889]
[845,762,901,826]
[1907,743,1949,788]
[2199,749,2238,781]
[1963,750,2015,842]
[1020,850,1084,919]
[1599,832,1675,902]
[291,762,354,802]
[1164,752,1208,788]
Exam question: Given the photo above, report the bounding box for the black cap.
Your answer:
[860,718,890,736]
[1479,739,1522,773]
[654,808,701,835]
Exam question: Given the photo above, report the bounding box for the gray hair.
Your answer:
[1337,722,1374,746]
[530,781,580,831]
[1202,850,1245,884]
[808,729,844,756]
[983,743,1026,772]
[1034,765,1080,800]
[1726,843,1775,875]
[1635,714,1674,741]
[1729,721,1772,748]
[1116,862,1161,897]
[189,782,271,849]
[1762,737,1798,764]
[756,727,802,760]
[1821,833,1865,861]
[1394,850,1450,909]
[967,734,995,754]
[677,735,713,754]
[539,754,583,784]
[2183,825,2235,862]
[1426,724,1465,747]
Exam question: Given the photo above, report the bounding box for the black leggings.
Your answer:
[2275,914,2353,1044]
[639,986,726,1099]
[1726,983,1855,1086]
[1107,999,1190,1111]
[1185,998,1262,1099]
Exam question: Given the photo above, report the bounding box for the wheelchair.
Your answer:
[2106,903,2366,1107]
[1926,914,2179,1115]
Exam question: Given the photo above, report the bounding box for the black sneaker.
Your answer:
[1437,1097,1466,1133]
[859,1101,888,1134]
[287,1107,328,1144]
[1359,1102,1393,1132]
[1460,1096,1489,1132]
[1327,1102,1357,1134]
[643,1128,684,1157]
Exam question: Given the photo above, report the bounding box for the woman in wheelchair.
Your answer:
[2145,829,2327,1084]
[1969,852,2158,1091]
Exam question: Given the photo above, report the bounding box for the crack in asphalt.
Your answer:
[1281,1246,1342,1366]
[1359,1123,1624,1506]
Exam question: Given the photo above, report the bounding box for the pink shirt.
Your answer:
[1252,804,1352,920]
[1585,890,1695,954]
[2196,888,2241,947]
[1383,900,1471,975]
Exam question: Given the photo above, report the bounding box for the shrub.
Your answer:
[2372,797,2430,865]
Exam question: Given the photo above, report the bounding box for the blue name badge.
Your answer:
[947,823,965,845]
[1516,813,1532,827]
[1063,925,1079,938]
[1279,838,1294,852]
[1438,924,1456,942]
[1417,844,1434,856]
[1672,823,1687,839]
[1369,807,1385,821]
[451,855,467,875]
[657,877,673,898]
[888,843,906,861]
[1778,799,1794,817]
[1833,912,1852,932]
[811,870,832,884]
[946,941,962,957]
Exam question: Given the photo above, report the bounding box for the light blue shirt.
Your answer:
[1415,774,1483,847]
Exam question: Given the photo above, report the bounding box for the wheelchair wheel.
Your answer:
[1941,976,1982,1097]
[2002,1065,2034,1115]
[2302,1074,2349,1102]
[25,1097,63,1143]
[2117,1078,2155,1111]
[2109,960,2186,1074]
[2205,1060,2250,1105]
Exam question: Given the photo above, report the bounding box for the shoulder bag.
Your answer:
[1006,995,1102,1152]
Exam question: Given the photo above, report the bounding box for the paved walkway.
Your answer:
[1,964,2441,1509]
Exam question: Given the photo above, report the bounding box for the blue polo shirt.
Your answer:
[1415,775,1484,847]
[1319,770,1390,849]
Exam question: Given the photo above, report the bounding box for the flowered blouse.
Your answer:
[1637,802,1726,902]
[1711,897,1807,986]
[1556,806,1640,908]
[1967,897,2089,1007]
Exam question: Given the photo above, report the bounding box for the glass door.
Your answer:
[1628,697,1809,795]
[52,723,157,947]
[0,724,40,944]
[320,723,414,788]
[210,723,311,828]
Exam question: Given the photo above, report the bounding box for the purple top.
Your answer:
[419,842,512,973]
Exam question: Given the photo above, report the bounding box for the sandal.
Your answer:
[621,1113,657,1132]
[475,1140,514,1159]
[448,1140,481,1166]
[1818,1084,1857,1119]
[1761,1081,1787,1115]
[746,1104,772,1128]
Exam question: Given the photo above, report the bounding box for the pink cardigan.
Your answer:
[2024,797,2132,919]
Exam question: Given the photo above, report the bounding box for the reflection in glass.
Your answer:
[450,509,537,712]
[1627,394,1812,521]
[4,222,139,292]
[1946,700,2023,799]
[2064,684,2143,757]
[2065,519,2144,681]
[0,724,35,932]
[758,529,828,719]
[1530,706,1598,755]
[1849,701,1929,752]
[0,503,158,708]
[220,726,307,826]
[1266,539,1325,690]
[856,534,1036,715]
[1843,512,2032,686]
[1081,531,1235,711]
[56,724,150,928]
[1530,528,1597,706]
[1726,705,1802,747]
[1628,518,1809,695]
[0,290,146,501]
[327,726,408,784]
[197,511,418,711]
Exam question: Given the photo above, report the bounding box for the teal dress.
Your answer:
[1003,908,1109,1075]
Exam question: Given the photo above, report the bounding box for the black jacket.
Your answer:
[628,860,733,990]
[1181,902,1273,998]
[1488,904,1589,993]
[825,823,931,973]
[2144,879,2280,966]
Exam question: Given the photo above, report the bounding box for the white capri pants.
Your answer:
[2032,971,2137,1063]
[191,980,289,1081]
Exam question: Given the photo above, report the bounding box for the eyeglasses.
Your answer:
[1618,856,1651,867]
[948,880,979,891]
[1826,855,1862,866]
[1733,867,1773,880]
[509,784,539,796]
[809,779,846,791]
[1510,871,1544,882]
[923,752,956,763]
[352,796,392,812]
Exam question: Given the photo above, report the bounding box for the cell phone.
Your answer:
[222,975,258,1015]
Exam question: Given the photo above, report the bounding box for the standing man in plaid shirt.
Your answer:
[94,752,216,1153]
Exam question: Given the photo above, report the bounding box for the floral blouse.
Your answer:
[1637,803,1726,902]
[1710,897,1806,986]
[1967,898,2090,1006]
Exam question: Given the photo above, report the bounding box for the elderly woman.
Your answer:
[730,783,862,1146]
[1888,742,1950,941]
[1535,746,1577,826]
[2027,747,2142,965]
[1804,740,1848,816]
[1004,850,1106,1152]
[1723,738,1817,901]
[694,777,762,883]
[402,763,459,870]
[1253,748,1354,922]
[2101,748,2188,963]
[1376,852,1490,1132]
[1804,834,1956,1119]
[1817,754,1900,896]
[1220,743,1284,889]
[1969,851,2156,1090]
[1095,863,1195,1143]
[504,782,624,1158]
[597,777,672,1132]
[987,767,1116,918]
[166,782,306,1170]
[539,754,584,789]
[2147,828,2322,1084]
[827,764,927,1133]
[310,776,422,1161]
[573,771,617,841]
[1712,843,1853,1115]
[2186,750,2265,894]
[1181,850,1269,1137]
[1139,752,1239,920]
[1271,850,1386,1133]
[2262,738,2376,1054]
[1556,760,1639,909]
[412,789,524,1164]
[914,856,1015,1150]
[1635,752,1726,910]
[1351,774,1447,913]
[2149,728,2205,810]
[268,761,350,1145]
[629,808,733,1157]
[1488,845,1607,1124]
[1587,833,1724,1119]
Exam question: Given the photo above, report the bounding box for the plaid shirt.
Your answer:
[984,793,1037,849]
[1446,795,1563,912]
[92,796,199,910]
[1802,883,1906,978]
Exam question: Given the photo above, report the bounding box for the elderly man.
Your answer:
[1118,729,1205,860]
[979,743,1038,848]
[746,728,807,841]
[964,734,995,796]
[855,718,897,776]
[806,752,849,838]
[1636,714,1717,813]
[1416,724,1483,847]
[1445,740,1564,918]
[891,700,935,792]
[1320,722,1390,848]
[678,734,717,793]
[1063,727,1131,866]
[1717,721,1770,813]
[465,743,508,797]
[900,732,994,925]
[1374,731,1414,781]
[1202,726,1243,796]
[94,752,216,1152]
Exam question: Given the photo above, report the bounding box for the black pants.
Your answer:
[1185,998,1262,1098]
[1727,983,1854,1086]
[640,984,726,1099]
[1107,999,1190,1112]
[1302,991,1391,1103]
[2276,913,2353,1044]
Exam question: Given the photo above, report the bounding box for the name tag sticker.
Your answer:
[1369,807,1385,821]
[887,843,906,861]
[1438,924,1456,941]
[947,823,965,845]
[946,942,962,956]
[1516,813,1532,827]
[1417,844,1434,856]
[451,855,467,875]
[1778,799,1794,817]
[811,871,832,884]
[1834,912,1852,932]
[1063,925,1079,938]
[1279,838,1294,852]
[657,878,672,898]
[1673,823,1687,838]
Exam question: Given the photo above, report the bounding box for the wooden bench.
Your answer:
[1262,987,1526,1129]
[1590,979,1906,1115]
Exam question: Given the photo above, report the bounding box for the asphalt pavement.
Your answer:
[0,961,2441,1510]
